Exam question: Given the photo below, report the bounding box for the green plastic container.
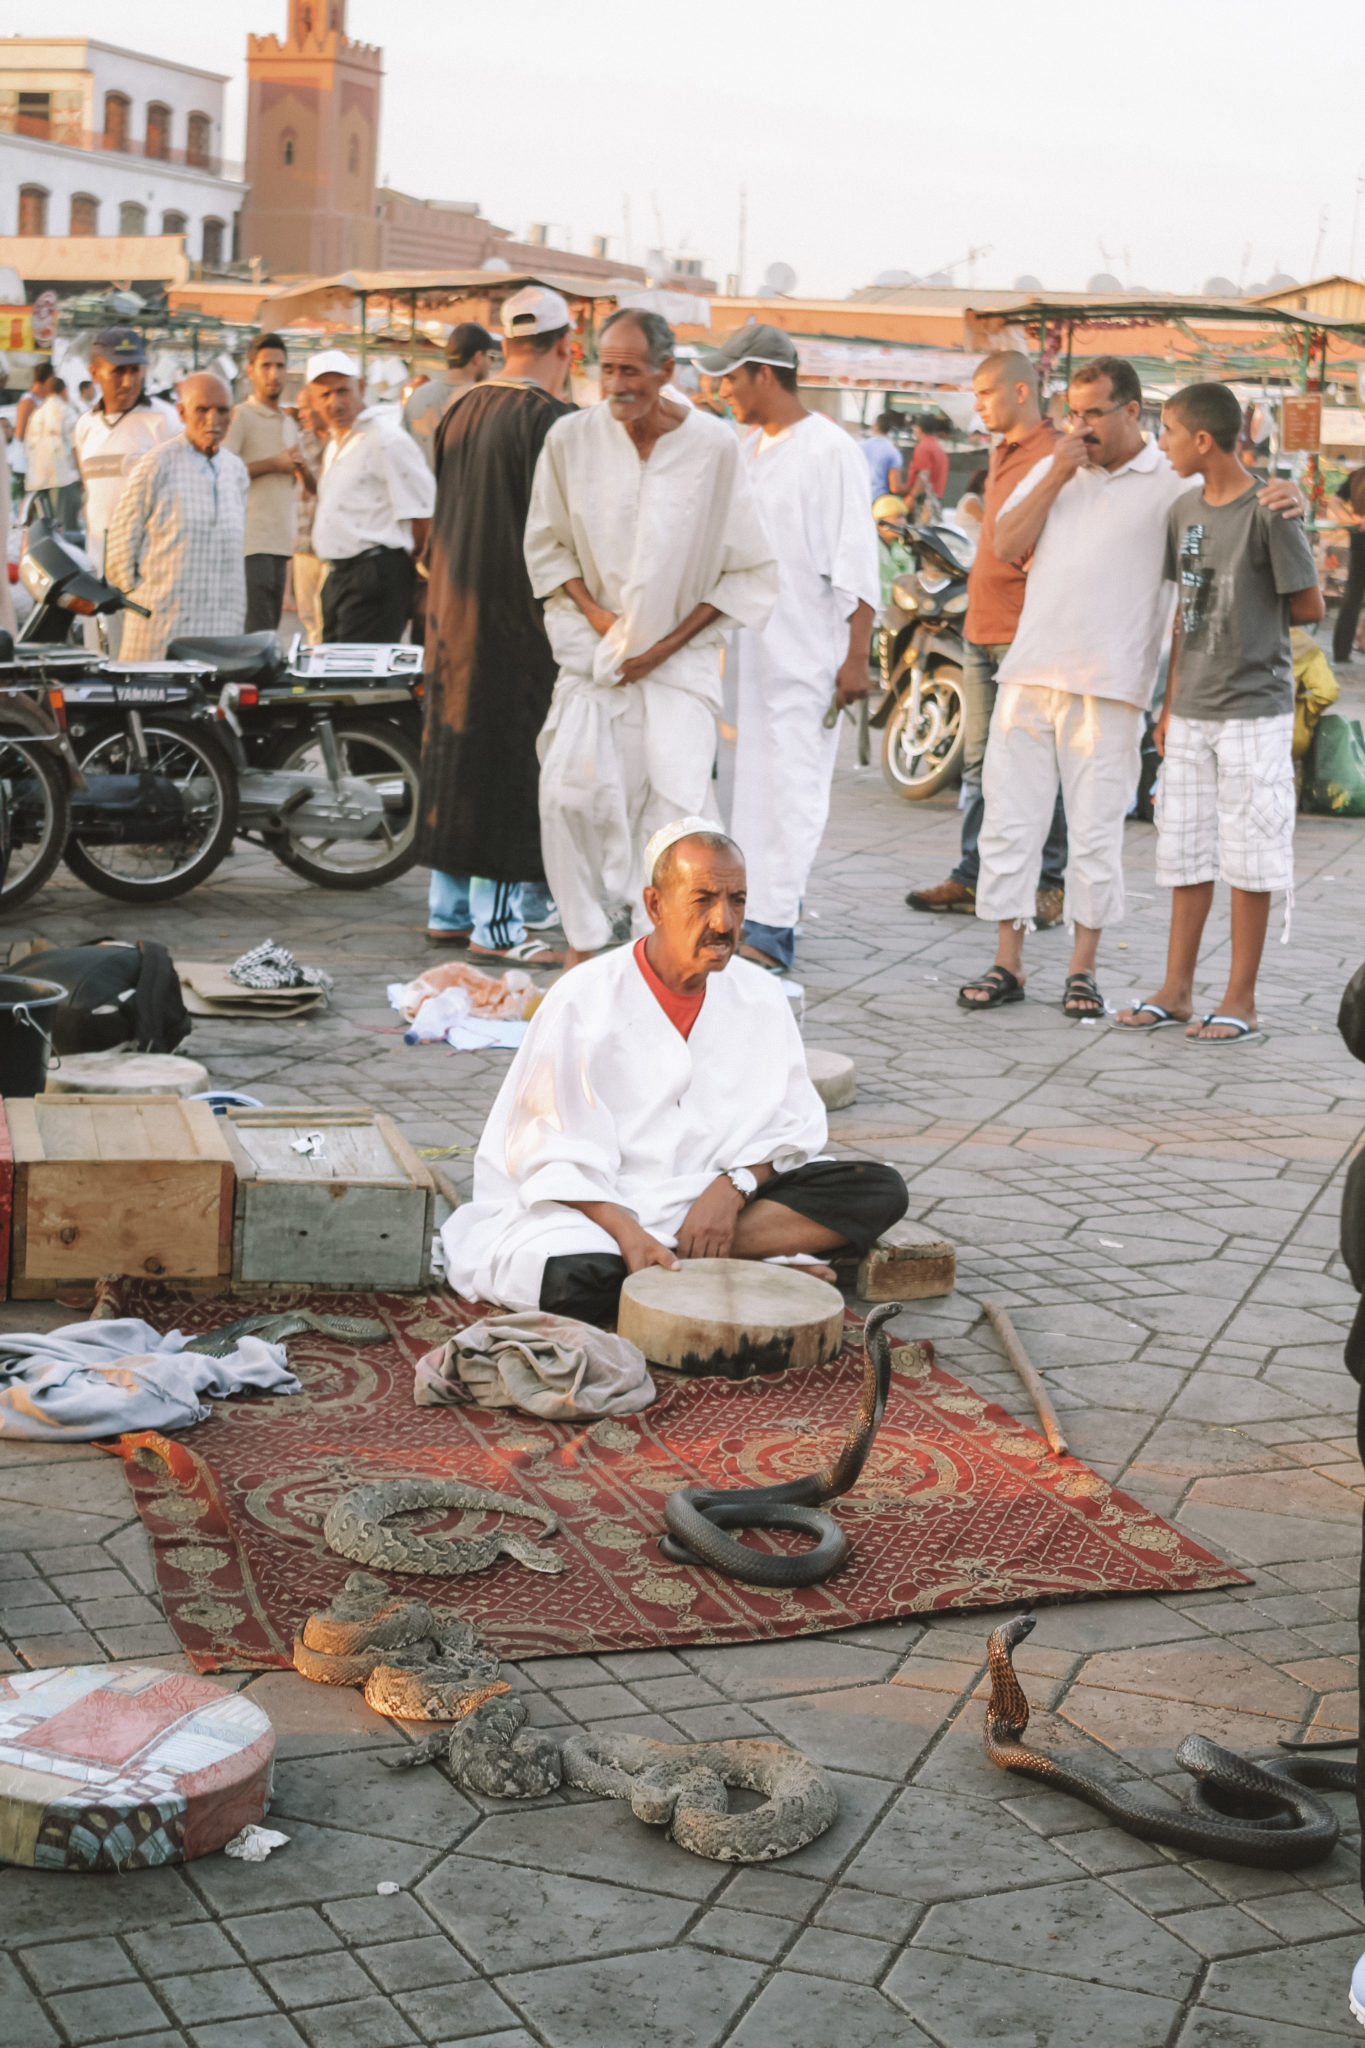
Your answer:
[1302,713,1365,817]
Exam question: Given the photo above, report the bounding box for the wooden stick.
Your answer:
[981,1298,1070,1457]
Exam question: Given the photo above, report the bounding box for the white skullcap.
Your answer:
[644,815,721,884]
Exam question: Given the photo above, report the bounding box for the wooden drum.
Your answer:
[618,1257,846,1379]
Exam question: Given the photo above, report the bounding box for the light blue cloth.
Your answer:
[0,1317,300,1441]
[862,433,900,501]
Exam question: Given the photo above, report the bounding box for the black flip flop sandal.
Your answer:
[957,964,1025,1011]
[1062,971,1107,1020]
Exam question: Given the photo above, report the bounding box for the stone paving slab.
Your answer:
[1,728,1364,2040]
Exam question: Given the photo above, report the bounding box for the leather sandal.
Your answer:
[1062,971,1106,1019]
[957,964,1025,1011]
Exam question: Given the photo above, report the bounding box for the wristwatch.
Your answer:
[726,1167,758,1200]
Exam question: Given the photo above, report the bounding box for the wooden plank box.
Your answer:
[223,1107,435,1290]
[5,1095,235,1298]
[856,1219,956,1303]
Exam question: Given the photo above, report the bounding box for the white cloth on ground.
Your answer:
[996,435,1185,709]
[414,1310,655,1418]
[105,433,250,660]
[975,683,1141,930]
[525,400,777,951]
[729,414,879,928]
[0,1317,300,1440]
[441,941,825,1310]
[1155,711,1296,895]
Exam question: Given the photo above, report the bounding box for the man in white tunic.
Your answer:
[524,309,778,965]
[442,820,908,1322]
[105,374,249,662]
[700,324,878,972]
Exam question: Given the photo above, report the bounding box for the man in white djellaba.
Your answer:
[440,820,909,1323]
[524,309,778,966]
[700,323,879,973]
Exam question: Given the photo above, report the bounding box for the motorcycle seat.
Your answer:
[167,632,287,683]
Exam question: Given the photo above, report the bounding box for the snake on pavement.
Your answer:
[292,1572,507,1719]
[323,1479,564,1577]
[185,1311,389,1357]
[659,1299,902,1587]
[559,1729,837,1862]
[985,1613,1350,1869]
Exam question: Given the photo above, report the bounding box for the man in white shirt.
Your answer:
[25,376,81,529]
[958,355,1301,1020]
[73,327,177,651]
[309,349,436,642]
[698,323,878,973]
[524,308,777,966]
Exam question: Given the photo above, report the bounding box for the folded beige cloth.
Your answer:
[414,1311,655,1420]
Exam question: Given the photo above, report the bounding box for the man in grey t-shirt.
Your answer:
[1117,382,1319,1047]
[403,323,496,473]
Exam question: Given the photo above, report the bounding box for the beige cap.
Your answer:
[500,285,571,338]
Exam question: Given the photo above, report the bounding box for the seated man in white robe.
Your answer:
[442,819,909,1323]
[524,309,778,968]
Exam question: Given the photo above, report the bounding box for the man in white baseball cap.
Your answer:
[308,348,435,641]
[500,285,572,341]
[698,323,878,974]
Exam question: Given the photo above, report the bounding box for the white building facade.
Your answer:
[0,38,245,267]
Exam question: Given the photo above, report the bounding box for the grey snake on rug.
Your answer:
[184,1311,389,1357]
[985,1613,1353,1868]
[658,1299,902,1587]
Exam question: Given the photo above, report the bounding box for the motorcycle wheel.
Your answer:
[880,660,966,799]
[0,731,71,912]
[63,720,239,903]
[264,719,421,890]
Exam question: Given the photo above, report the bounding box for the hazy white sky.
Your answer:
[33,0,1365,299]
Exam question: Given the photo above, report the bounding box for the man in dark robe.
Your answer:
[417,286,576,964]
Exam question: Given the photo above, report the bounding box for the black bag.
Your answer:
[7,939,190,1056]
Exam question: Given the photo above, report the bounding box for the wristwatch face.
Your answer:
[729,1167,758,1197]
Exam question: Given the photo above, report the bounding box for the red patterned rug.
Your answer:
[106,1284,1247,1672]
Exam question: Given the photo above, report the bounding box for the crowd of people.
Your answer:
[0,309,1335,1036]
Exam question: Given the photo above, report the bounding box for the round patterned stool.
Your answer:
[0,1664,275,1870]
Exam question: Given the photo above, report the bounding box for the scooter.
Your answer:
[17,534,418,899]
[868,521,970,800]
[166,631,422,891]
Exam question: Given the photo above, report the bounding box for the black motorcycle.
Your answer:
[15,537,238,904]
[166,632,423,891]
[868,520,971,800]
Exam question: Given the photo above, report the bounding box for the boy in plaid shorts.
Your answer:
[1117,382,1321,1045]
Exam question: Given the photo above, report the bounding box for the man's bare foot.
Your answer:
[804,1262,838,1284]
[1186,1010,1263,1043]
[738,941,783,970]
[1115,990,1192,1030]
[559,948,598,972]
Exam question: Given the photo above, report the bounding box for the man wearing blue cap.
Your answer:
[72,328,177,651]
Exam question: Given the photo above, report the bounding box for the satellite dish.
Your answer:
[1086,272,1122,293]
[1245,280,1265,296]
[481,256,511,272]
[763,261,797,297]
[925,271,952,287]
[873,269,914,288]
[1202,276,1238,298]
[1013,273,1043,292]
[1266,271,1298,290]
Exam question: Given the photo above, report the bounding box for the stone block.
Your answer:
[857,1219,955,1302]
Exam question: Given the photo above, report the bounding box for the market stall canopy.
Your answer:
[260,267,633,331]
[965,291,1365,373]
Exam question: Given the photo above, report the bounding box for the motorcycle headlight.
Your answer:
[19,553,53,600]
[943,591,969,615]
[890,575,919,611]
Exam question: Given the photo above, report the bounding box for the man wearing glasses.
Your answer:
[957,354,1301,1019]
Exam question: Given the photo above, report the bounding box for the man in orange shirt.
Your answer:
[906,353,1067,923]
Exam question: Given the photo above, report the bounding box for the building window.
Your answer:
[347,134,360,174]
[70,193,98,236]
[162,210,187,237]
[119,200,147,236]
[104,92,130,151]
[202,218,225,268]
[18,185,48,236]
[186,111,211,169]
[17,91,50,140]
[282,132,295,165]
[146,102,171,161]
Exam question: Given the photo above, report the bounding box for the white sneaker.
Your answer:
[1350,1949,1365,2027]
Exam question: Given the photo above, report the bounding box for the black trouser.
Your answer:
[244,553,289,633]
[321,546,414,643]
[539,1158,911,1328]
[1335,531,1365,664]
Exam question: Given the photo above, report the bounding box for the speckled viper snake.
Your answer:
[985,1613,1352,1869]
[323,1480,564,1576]
[659,1299,903,1587]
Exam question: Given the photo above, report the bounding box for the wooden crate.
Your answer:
[222,1107,435,1290]
[5,1095,235,1298]
[856,1219,956,1302]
